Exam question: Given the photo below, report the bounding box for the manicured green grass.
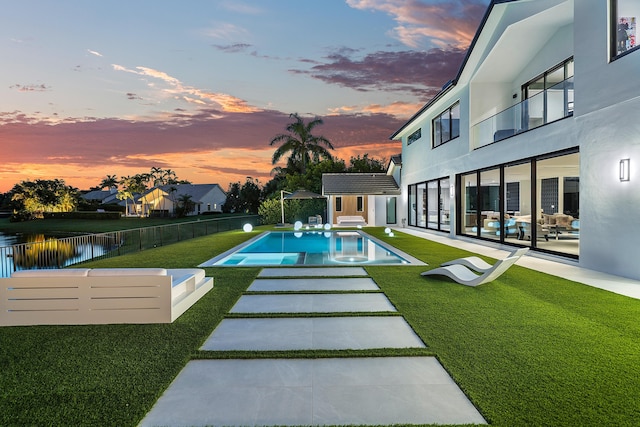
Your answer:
[366,228,640,426]
[0,229,262,426]
[2,226,640,426]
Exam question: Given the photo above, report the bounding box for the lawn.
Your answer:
[1,226,640,426]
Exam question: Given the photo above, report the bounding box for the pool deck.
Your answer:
[399,227,640,300]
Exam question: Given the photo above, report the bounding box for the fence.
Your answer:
[0,215,259,277]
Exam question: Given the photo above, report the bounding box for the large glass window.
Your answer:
[480,169,501,242]
[433,101,460,147]
[522,58,574,128]
[407,178,451,231]
[440,178,451,231]
[536,153,580,256]
[408,185,417,226]
[386,197,397,224]
[612,0,639,58]
[456,150,579,258]
[461,173,478,237]
[427,181,438,229]
[505,163,532,247]
[417,183,427,227]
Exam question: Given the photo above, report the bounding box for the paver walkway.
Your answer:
[139,267,486,426]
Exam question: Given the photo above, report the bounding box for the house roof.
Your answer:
[81,190,119,204]
[144,184,224,202]
[322,173,401,196]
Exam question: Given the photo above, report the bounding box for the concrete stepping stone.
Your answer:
[138,357,487,426]
[258,267,368,277]
[247,277,379,292]
[229,293,396,314]
[201,316,425,351]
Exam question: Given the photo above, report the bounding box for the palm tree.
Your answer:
[176,194,196,217]
[99,175,119,190]
[149,167,164,186]
[270,113,334,174]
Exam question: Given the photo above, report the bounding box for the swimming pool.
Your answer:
[200,230,424,267]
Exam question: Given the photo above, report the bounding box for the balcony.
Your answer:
[470,76,574,149]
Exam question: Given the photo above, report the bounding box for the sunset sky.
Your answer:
[0,0,489,193]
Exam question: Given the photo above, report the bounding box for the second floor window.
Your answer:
[611,0,638,58]
[433,101,460,147]
[522,58,574,127]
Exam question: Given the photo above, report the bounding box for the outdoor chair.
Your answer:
[441,247,529,273]
[421,253,525,287]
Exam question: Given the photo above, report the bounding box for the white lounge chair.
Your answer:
[421,254,523,287]
[441,247,529,273]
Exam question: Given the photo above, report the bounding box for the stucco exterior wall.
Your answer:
[394,0,640,280]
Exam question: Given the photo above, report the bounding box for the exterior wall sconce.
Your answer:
[620,158,630,182]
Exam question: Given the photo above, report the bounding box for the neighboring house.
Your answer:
[322,168,401,227]
[81,189,119,205]
[138,184,226,217]
[390,0,640,280]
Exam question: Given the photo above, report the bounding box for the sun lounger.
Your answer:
[441,247,529,273]
[421,254,523,287]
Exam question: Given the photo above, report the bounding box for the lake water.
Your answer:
[0,231,111,277]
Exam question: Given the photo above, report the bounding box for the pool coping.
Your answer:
[198,230,426,267]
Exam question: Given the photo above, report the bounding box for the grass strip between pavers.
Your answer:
[191,348,436,360]
[243,289,384,295]
[3,226,640,427]
[223,311,404,319]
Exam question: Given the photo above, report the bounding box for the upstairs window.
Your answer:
[408,128,422,145]
[612,0,639,59]
[432,101,460,147]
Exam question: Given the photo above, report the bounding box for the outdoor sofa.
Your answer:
[0,267,213,326]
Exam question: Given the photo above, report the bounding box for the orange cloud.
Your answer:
[111,64,260,114]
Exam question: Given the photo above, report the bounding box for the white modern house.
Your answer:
[138,184,226,217]
[391,0,640,280]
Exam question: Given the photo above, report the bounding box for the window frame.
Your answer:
[611,0,640,60]
[432,101,460,148]
[356,196,364,212]
[408,128,422,145]
[335,196,342,212]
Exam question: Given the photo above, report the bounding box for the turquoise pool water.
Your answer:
[200,231,421,266]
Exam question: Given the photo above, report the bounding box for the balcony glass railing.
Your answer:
[471,76,574,149]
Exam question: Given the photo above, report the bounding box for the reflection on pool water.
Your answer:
[200,231,422,266]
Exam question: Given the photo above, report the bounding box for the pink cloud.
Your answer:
[295,48,466,101]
